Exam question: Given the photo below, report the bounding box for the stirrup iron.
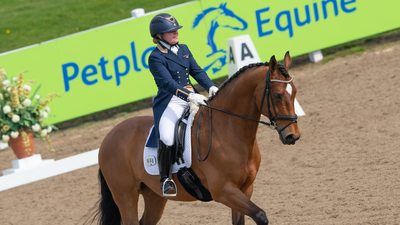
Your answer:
[162,178,177,197]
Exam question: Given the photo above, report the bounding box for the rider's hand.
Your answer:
[188,93,207,106]
[208,86,219,97]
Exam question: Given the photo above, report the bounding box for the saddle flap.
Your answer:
[143,108,194,176]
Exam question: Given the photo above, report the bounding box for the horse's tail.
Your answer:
[98,169,121,225]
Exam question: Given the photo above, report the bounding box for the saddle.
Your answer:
[143,107,212,202]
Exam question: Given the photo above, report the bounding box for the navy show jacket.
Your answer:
[146,43,215,147]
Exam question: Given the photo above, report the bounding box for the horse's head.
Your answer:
[256,52,301,145]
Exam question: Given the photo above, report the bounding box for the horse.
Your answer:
[192,2,248,74]
[95,52,300,225]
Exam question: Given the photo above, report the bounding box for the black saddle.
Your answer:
[172,107,190,165]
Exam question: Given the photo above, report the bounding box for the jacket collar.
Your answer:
[159,40,176,51]
[157,43,188,68]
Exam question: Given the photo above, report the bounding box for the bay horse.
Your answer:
[96,52,300,225]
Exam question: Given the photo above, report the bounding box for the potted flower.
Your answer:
[0,67,56,159]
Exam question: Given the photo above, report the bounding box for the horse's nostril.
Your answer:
[284,134,296,144]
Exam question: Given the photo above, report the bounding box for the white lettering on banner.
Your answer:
[227,35,305,116]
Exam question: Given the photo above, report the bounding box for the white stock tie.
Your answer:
[170,46,178,55]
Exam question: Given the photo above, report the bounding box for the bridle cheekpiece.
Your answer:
[260,69,298,135]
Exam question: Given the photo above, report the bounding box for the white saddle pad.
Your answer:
[143,116,193,175]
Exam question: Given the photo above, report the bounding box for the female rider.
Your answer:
[148,13,218,197]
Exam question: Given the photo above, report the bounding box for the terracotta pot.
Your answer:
[8,130,36,159]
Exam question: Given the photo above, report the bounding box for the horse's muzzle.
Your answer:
[280,133,300,145]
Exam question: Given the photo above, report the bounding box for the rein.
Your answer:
[195,68,298,162]
[202,104,274,127]
[195,104,271,162]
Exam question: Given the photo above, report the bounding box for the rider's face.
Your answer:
[162,31,179,45]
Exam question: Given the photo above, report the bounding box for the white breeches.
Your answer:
[159,96,189,146]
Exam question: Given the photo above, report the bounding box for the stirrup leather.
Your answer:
[162,178,177,197]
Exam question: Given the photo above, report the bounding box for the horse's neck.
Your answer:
[210,69,264,144]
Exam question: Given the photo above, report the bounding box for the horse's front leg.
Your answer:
[232,211,245,225]
[231,184,255,225]
[216,184,268,225]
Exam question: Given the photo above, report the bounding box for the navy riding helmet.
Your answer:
[149,13,183,38]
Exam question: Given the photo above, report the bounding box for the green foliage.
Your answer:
[0,67,56,141]
[0,0,191,53]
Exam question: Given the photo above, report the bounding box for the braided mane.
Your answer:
[208,62,268,101]
[208,61,290,101]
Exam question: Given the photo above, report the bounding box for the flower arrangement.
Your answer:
[0,67,56,143]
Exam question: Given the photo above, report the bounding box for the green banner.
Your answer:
[0,0,399,124]
[197,0,400,63]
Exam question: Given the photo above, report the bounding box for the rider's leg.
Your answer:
[158,96,188,197]
[158,141,177,196]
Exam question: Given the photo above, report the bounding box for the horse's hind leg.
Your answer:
[112,188,140,225]
[106,176,141,225]
[139,184,167,225]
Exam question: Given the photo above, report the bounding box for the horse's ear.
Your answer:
[269,55,277,71]
[284,51,292,69]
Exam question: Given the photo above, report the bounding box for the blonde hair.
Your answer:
[153,34,163,44]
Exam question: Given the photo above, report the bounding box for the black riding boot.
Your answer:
[158,142,177,197]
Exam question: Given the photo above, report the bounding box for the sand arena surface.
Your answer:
[1,39,400,225]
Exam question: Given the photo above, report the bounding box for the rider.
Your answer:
[148,13,219,197]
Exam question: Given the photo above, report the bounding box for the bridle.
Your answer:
[202,68,298,131]
[259,69,298,135]
[196,67,298,161]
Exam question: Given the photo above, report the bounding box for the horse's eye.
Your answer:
[273,93,283,100]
